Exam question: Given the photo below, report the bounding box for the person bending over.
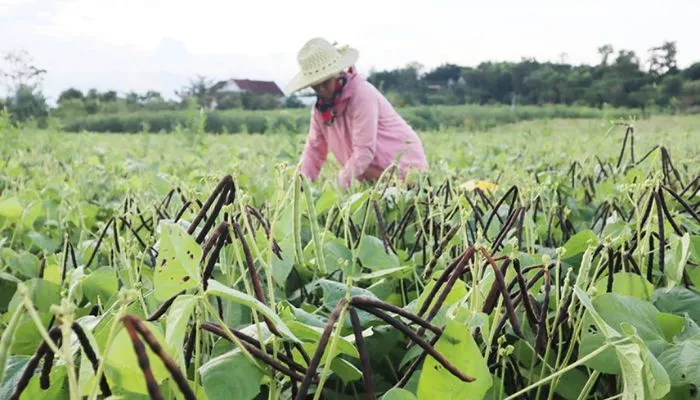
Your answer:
[285,37,429,189]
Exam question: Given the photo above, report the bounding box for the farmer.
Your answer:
[285,37,429,189]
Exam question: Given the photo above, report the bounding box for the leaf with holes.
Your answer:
[154,221,202,301]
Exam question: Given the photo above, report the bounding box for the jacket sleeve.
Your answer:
[299,111,328,181]
[338,86,379,188]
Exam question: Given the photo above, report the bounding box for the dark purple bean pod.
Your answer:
[416,247,476,319]
[654,191,666,274]
[200,322,307,381]
[662,185,700,223]
[10,327,62,400]
[422,223,461,280]
[357,303,474,383]
[122,314,196,400]
[39,335,61,389]
[534,268,551,356]
[484,186,519,235]
[513,259,539,329]
[231,217,283,338]
[349,308,375,400]
[295,298,347,400]
[146,290,185,321]
[72,322,112,397]
[482,259,512,315]
[480,248,522,338]
[187,175,233,236]
[351,296,442,335]
[656,189,684,235]
[119,217,148,249]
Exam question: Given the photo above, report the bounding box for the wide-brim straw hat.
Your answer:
[284,37,359,95]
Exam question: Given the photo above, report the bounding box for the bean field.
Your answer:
[1,114,699,400]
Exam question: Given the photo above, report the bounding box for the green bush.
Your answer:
[61,104,649,134]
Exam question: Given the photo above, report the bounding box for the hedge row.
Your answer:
[60,104,644,134]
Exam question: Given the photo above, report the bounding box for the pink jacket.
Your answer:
[299,70,429,188]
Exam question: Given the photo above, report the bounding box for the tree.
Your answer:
[0,50,46,95]
[0,49,48,124]
[597,45,614,66]
[100,90,118,102]
[58,88,84,104]
[6,84,49,124]
[176,75,215,108]
[648,41,678,78]
[284,95,306,108]
[684,62,700,81]
[423,63,462,84]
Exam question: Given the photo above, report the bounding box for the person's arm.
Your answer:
[337,87,379,188]
[299,111,328,181]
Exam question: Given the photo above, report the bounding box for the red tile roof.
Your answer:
[232,79,285,96]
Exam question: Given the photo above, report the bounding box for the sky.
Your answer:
[1,0,699,103]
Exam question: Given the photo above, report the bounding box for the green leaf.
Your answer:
[602,221,632,244]
[656,338,700,387]
[8,251,40,279]
[417,320,492,399]
[653,287,700,326]
[9,312,52,355]
[104,323,171,395]
[205,279,299,343]
[636,338,671,399]
[358,235,399,271]
[19,364,68,400]
[574,287,627,374]
[8,278,60,313]
[154,221,202,301]
[0,356,30,399]
[330,357,362,383]
[562,229,598,259]
[288,321,359,359]
[199,350,263,400]
[590,293,667,349]
[656,313,685,342]
[27,232,60,253]
[415,278,468,328]
[318,279,377,325]
[614,342,645,399]
[689,235,700,262]
[165,295,198,370]
[270,238,294,287]
[665,233,690,288]
[323,238,354,276]
[593,272,655,301]
[0,197,23,220]
[552,368,588,400]
[82,267,118,306]
[382,388,418,400]
[675,315,700,342]
[315,188,339,216]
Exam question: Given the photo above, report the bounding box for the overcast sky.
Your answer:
[1,0,699,103]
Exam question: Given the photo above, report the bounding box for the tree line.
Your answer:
[367,41,700,111]
[1,41,699,127]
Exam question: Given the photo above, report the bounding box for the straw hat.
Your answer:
[284,37,359,95]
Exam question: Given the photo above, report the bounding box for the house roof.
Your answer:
[214,79,285,96]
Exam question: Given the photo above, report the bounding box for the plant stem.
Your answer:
[89,302,128,400]
[313,302,349,400]
[576,370,601,400]
[202,298,257,365]
[505,337,630,400]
